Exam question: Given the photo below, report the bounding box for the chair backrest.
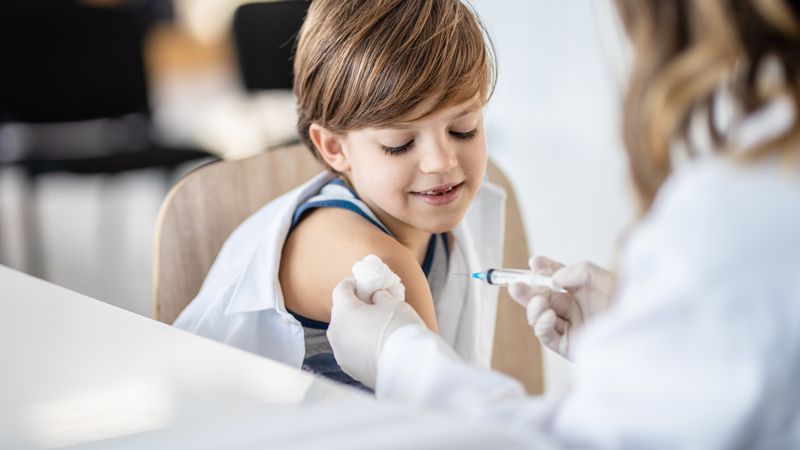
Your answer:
[486,162,544,394]
[152,143,324,323]
[153,145,542,393]
[232,1,309,92]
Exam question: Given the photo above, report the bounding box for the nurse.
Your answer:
[326,0,800,447]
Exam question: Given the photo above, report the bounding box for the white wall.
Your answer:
[471,0,636,394]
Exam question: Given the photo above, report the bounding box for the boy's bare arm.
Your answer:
[280,207,439,332]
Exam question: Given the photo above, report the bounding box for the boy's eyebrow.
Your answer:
[389,101,483,129]
[449,105,481,120]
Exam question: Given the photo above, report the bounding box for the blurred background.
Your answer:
[0,0,634,394]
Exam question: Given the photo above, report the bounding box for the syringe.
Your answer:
[469,268,567,293]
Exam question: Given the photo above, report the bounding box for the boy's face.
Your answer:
[338,96,488,240]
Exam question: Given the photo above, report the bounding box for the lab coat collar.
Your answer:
[224,171,337,316]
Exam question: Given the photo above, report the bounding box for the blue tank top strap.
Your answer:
[290,178,392,236]
[421,234,437,275]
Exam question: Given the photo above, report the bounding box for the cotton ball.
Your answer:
[352,255,402,303]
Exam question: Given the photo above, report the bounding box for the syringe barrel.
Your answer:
[486,268,566,292]
[486,268,533,285]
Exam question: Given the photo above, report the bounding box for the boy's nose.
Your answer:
[419,140,458,174]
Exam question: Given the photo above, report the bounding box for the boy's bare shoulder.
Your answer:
[287,206,404,265]
[279,207,437,328]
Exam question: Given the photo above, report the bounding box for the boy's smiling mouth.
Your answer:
[410,181,465,205]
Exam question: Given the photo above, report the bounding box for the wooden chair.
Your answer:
[486,162,544,394]
[152,143,543,393]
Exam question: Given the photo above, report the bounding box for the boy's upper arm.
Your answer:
[279,208,439,332]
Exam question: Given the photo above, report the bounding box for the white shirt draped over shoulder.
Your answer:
[376,155,800,449]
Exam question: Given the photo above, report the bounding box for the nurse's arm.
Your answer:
[377,323,558,428]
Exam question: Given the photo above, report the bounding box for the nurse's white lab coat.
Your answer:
[375,156,800,448]
[174,171,507,369]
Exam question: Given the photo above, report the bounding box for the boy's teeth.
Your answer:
[422,186,454,195]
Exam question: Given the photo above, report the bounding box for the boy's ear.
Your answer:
[309,124,350,172]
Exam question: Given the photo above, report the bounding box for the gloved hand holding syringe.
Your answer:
[471,258,617,360]
[457,258,617,360]
[459,268,568,293]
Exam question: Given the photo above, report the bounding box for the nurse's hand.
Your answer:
[509,256,617,360]
[327,255,425,389]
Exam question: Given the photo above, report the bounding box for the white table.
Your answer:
[0,266,551,449]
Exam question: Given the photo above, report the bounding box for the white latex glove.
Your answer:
[327,255,425,389]
[508,256,617,359]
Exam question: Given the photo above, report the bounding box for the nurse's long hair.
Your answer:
[615,0,800,212]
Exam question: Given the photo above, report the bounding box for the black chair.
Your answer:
[232,1,309,92]
[0,1,215,276]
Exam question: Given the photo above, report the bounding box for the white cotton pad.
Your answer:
[351,254,402,302]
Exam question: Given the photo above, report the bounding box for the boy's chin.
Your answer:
[419,213,467,235]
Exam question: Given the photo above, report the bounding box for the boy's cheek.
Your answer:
[463,148,488,179]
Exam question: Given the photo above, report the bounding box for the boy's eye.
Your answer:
[450,129,478,140]
[381,140,414,155]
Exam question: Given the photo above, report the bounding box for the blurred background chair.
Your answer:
[0,0,215,277]
[232,0,308,93]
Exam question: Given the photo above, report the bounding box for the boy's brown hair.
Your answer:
[293,0,495,159]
